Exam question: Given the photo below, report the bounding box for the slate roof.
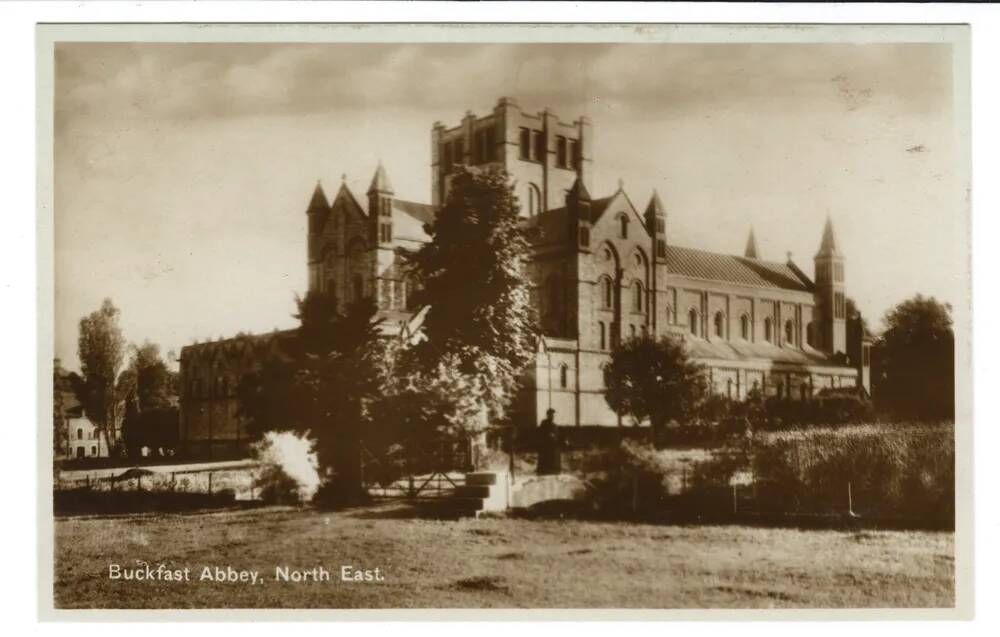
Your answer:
[665,245,813,292]
[685,337,846,368]
[392,199,436,226]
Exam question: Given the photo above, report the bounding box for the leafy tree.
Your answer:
[117,341,177,412]
[77,298,126,456]
[238,293,387,505]
[407,166,536,429]
[603,334,710,436]
[872,294,954,420]
[117,341,179,458]
[846,297,869,336]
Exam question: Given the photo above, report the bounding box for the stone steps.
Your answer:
[429,471,509,519]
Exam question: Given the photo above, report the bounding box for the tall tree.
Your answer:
[603,334,710,436]
[238,293,388,505]
[118,341,179,457]
[118,341,176,412]
[408,166,536,428]
[872,294,954,420]
[77,298,126,456]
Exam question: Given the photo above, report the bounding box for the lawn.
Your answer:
[53,502,954,609]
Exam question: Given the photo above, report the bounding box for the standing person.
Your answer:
[537,408,561,475]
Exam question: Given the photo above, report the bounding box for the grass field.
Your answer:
[54,502,954,609]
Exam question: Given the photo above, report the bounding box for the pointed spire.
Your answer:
[567,174,591,203]
[816,215,841,257]
[307,180,329,213]
[645,189,666,218]
[367,161,394,196]
[744,227,759,259]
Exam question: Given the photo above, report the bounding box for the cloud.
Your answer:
[56,42,952,133]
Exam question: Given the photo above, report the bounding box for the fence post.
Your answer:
[732,484,738,515]
[847,480,854,516]
[208,471,213,495]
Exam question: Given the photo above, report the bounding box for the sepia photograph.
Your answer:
[39,22,971,617]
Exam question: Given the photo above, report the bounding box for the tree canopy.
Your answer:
[77,298,126,454]
[872,294,954,420]
[118,341,180,458]
[603,334,709,434]
[238,293,388,504]
[407,166,536,426]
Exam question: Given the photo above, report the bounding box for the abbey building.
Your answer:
[179,96,871,454]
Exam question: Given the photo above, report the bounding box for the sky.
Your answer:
[53,42,965,372]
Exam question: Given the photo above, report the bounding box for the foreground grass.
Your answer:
[54,502,953,609]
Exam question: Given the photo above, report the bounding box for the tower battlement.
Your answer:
[431,97,593,217]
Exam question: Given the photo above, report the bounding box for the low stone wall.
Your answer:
[509,474,589,509]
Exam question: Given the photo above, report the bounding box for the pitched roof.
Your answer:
[367,161,394,195]
[567,175,591,202]
[816,216,841,257]
[665,245,813,292]
[392,199,435,226]
[307,182,329,213]
[685,337,846,368]
[644,190,666,219]
[744,228,759,259]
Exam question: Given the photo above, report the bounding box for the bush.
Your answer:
[691,388,875,433]
[583,440,675,518]
[752,423,954,523]
[253,464,304,505]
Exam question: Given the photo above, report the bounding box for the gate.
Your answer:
[360,435,472,499]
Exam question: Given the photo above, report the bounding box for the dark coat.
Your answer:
[536,417,561,475]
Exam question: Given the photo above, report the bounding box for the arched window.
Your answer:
[764,317,773,343]
[785,320,795,346]
[527,183,542,217]
[688,309,699,336]
[629,324,637,339]
[353,273,364,301]
[559,364,568,388]
[600,276,614,309]
[641,324,649,339]
[714,312,725,338]
[619,214,629,239]
[77,428,83,440]
[806,322,815,348]
[598,321,607,350]
[740,314,750,340]
[632,281,644,312]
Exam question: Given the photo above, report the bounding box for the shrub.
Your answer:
[752,423,954,523]
[251,431,321,505]
[583,440,676,518]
